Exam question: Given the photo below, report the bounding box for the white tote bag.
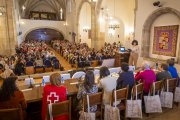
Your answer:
[160,80,174,108]
[104,90,120,120]
[144,82,162,113]
[126,85,142,119]
[79,95,96,120]
[48,103,53,120]
[174,87,180,102]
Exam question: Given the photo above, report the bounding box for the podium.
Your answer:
[114,52,130,67]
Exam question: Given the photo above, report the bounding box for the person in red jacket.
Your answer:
[42,73,68,120]
[135,62,156,95]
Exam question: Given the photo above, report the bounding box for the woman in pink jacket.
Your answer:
[135,62,156,95]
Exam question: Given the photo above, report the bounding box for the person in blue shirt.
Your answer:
[167,59,179,86]
[116,62,135,99]
[167,59,179,78]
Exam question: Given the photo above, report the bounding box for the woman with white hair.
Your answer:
[135,61,156,95]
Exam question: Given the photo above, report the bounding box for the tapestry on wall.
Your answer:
[152,25,179,57]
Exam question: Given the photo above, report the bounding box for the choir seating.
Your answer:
[83,92,103,120]
[112,86,129,119]
[0,107,23,120]
[35,67,44,73]
[25,66,35,75]
[150,80,164,95]
[47,98,71,120]
[132,83,144,100]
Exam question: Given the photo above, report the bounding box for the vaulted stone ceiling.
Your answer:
[18,0,67,18]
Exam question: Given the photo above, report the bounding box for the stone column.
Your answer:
[0,0,16,55]
[90,2,96,49]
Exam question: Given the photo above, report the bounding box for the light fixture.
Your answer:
[60,8,63,20]
[64,21,68,26]
[0,6,5,16]
[22,5,26,11]
[83,3,90,32]
[108,0,119,30]
[83,26,90,32]
[92,0,97,2]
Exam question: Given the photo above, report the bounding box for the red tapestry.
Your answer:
[153,25,179,57]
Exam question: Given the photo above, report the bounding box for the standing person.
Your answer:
[42,73,68,120]
[0,76,27,119]
[129,40,139,66]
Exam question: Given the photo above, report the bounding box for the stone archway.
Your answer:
[141,7,180,63]
[23,27,65,42]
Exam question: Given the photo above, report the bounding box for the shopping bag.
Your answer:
[144,82,162,113]
[79,112,95,120]
[174,87,180,102]
[79,95,95,120]
[126,85,142,118]
[160,80,173,108]
[104,90,120,120]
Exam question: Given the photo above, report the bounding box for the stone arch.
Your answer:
[141,7,180,63]
[23,26,65,41]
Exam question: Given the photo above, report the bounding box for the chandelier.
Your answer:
[109,24,120,30]
[83,26,90,32]
[83,3,90,32]
[108,0,119,30]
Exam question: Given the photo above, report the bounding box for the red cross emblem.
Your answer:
[47,92,59,104]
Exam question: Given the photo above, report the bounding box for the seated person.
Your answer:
[35,56,44,67]
[156,63,172,81]
[116,62,134,99]
[135,62,156,95]
[167,59,179,78]
[42,73,68,120]
[14,59,25,76]
[99,66,117,104]
[0,76,27,118]
[26,59,34,67]
[77,71,98,112]
[0,64,14,79]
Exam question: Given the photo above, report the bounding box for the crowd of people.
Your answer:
[0,40,60,78]
[51,40,121,67]
[0,57,179,120]
[0,39,180,120]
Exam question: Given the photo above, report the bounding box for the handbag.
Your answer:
[160,80,173,108]
[126,85,142,119]
[144,82,162,113]
[79,95,96,120]
[174,87,180,102]
[104,90,120,120]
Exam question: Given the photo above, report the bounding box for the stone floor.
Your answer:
[142,105,180,120]
[48,47,74,71]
